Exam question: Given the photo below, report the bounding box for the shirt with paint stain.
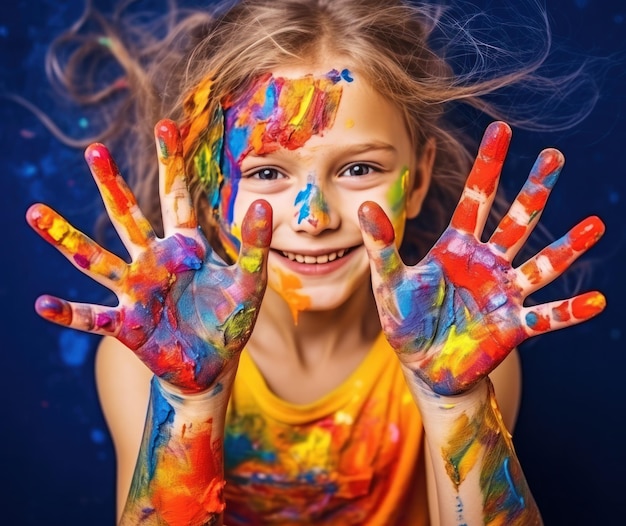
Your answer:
[223,333,429,525]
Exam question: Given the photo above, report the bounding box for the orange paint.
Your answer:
[274,268,311,324]
[151,418,225,525]
[85,144,153,248]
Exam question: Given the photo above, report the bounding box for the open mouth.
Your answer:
[279,246,359,265]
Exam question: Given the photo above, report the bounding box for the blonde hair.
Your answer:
[45,0,598,262]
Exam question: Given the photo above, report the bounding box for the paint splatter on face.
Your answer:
[294,174,331,228]
[192,69,353,261]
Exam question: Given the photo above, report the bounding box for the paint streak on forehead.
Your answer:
[223,69,352,163]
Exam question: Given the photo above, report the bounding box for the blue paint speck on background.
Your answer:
[58,329,91,367]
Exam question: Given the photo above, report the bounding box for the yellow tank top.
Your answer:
[223,333,429,525]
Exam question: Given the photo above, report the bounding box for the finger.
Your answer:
[155,119,198,235]
[85,143,155,258]
[490,148,564,259]
[26,203,127,288]
[359,201,411,326]
[516,216,604,295]
[35,294,121,337]
[450,121,511,236]
[522,291,606,335]
[237,199,273,277]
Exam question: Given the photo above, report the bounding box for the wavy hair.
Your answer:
[44,0,599,262]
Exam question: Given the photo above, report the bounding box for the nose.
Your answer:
[291,178,339,234]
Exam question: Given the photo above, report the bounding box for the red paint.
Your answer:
[359,202,395,245]
[490,216,526,250]
[570,216,605,252]
[241,200,273,247]
[528,311,552,331]
[517,186,549,218]
[85,144,140,215]
[540,244,574,275]
[572,292,606,319]
[155,119,182,158]
[552,301,571,323]
[450,197,479,233]
[479,121,511,163]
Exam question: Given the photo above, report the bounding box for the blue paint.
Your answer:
[525,312,538,329]
[503,457,525,506]
[294,183,316,224]
[224,432,277,471]
[294,179,329,225]
[147,378,175,479]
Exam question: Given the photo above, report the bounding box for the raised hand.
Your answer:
[27,119,272,393]
[359,121,605,396]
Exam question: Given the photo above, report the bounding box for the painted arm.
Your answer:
[359,121,605,525]
[27,119,272,525]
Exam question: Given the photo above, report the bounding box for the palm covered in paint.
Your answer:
[360,122,605,396]
[27,120,271,393]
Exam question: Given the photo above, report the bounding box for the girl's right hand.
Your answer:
[26,119,272,394]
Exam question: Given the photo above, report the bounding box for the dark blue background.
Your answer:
[1,1,624,524]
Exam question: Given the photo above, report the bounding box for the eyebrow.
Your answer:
[245,141,399,160]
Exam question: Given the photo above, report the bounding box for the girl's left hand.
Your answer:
[359,121,606,396]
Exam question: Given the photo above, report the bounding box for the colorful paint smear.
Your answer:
[441,382,541,525]
[185,69,352,260]
[125,378,226,525]
[294,175,330,228]
[273,267,312,324]
[358,122,605,396]
[28,120,272,394]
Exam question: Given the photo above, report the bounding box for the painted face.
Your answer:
[198,67,426,321]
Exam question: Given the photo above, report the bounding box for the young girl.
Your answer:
[27,0,605,524]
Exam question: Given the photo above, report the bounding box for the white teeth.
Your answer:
[282,249,351,264]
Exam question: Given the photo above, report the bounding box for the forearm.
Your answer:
[404,371,542,526]
[120,367,236,526]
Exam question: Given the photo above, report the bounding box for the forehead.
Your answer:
[222,69,354,162]
[222,68,409,162]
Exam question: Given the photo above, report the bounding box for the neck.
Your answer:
[249,281,381,371]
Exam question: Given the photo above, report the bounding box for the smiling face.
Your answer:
[206,66,430,321]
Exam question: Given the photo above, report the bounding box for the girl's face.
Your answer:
[211,66,430,320]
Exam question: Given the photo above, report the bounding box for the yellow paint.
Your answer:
[431,323,481,379]
[288,427,332,472]
[289,84,315,126]
[335,411,354,425]
[345,118,354,129]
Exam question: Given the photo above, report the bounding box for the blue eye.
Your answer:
[251,168,283,180]
[341,164,375,177]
